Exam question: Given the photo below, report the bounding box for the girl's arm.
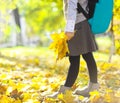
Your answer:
[65,0,78,32]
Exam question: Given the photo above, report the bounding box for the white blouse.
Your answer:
[63,0,88,32]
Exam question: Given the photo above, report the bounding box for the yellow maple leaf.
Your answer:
[22,92,31,102]
[23,99,40,103]
[57,93,63,100]
[13,99,22,103]
[62,90,76,103]
[89,90,101,103]
[104,93,112,103]
[0,95,13,103]
[50,83,59,91]
[78,95,85,101]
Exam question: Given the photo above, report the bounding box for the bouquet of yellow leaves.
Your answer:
[49,32,69,60]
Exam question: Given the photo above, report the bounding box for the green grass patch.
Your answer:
[0,46,53,56]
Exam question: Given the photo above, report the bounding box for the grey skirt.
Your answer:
[67,20,98,56]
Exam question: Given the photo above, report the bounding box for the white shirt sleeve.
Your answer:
[65,0,78,32]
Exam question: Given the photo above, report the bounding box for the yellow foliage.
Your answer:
[90,91,101,103]
[22,93,31,102]
[23,99,40,103]
[0,47,120,103]
[78,95,85,101]
[50,83,60,91]
[31,83,40,90]
[104,93,112,102]
[113,0,120,55]
[0,95,22,103]
[49,32,69,60]
[57,93,63,100]
[115,90,120,97]
[59,90,76,103]
[0,95,12,103]
[13,99,22,103]
[0,84,7,94]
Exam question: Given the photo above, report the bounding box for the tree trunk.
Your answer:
[20,17,28,46]
[13,8,28,46]
[13,8,22,45]
[108,17,115,62]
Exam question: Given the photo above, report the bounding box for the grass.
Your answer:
[0,48,118,62]
[0,46,54,57]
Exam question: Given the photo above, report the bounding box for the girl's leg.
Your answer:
[64,55,80,87]
[47,55,80,98]
[82,52,97,83]
[74,52,99,97]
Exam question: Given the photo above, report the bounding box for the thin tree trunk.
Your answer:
[13,8,21,29]
[20,17,28,46]
[13,8,22,45]
[13,8,28,46]
[108,17,115,62]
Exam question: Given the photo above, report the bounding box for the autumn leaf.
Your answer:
[0,95,13,103]
[10,89,23,100]
[62,90,76,103]
[89,90,101,103]
[0,84,7,94]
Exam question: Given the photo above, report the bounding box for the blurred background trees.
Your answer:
[0,0,63,47]
[0,0,120,55]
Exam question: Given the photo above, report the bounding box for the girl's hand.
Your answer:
[65,32,75,40]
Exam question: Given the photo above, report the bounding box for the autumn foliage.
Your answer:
[113,0,120,54]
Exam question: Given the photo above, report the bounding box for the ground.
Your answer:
[0,46,120,103]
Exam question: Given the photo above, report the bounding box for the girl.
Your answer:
[48,0,99,98]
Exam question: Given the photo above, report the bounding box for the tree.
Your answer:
[0,0,64,46]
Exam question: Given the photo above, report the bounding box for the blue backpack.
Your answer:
[77,0,114,35]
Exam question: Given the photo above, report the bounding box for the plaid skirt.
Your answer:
[67,20,98,56]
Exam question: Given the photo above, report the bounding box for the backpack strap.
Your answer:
[77,0,98,19]
[87,1,97,18]
[77,3,89,19]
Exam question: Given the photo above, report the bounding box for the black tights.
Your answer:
[64,52,98,87]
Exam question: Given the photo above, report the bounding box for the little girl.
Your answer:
[48,0,99,98]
